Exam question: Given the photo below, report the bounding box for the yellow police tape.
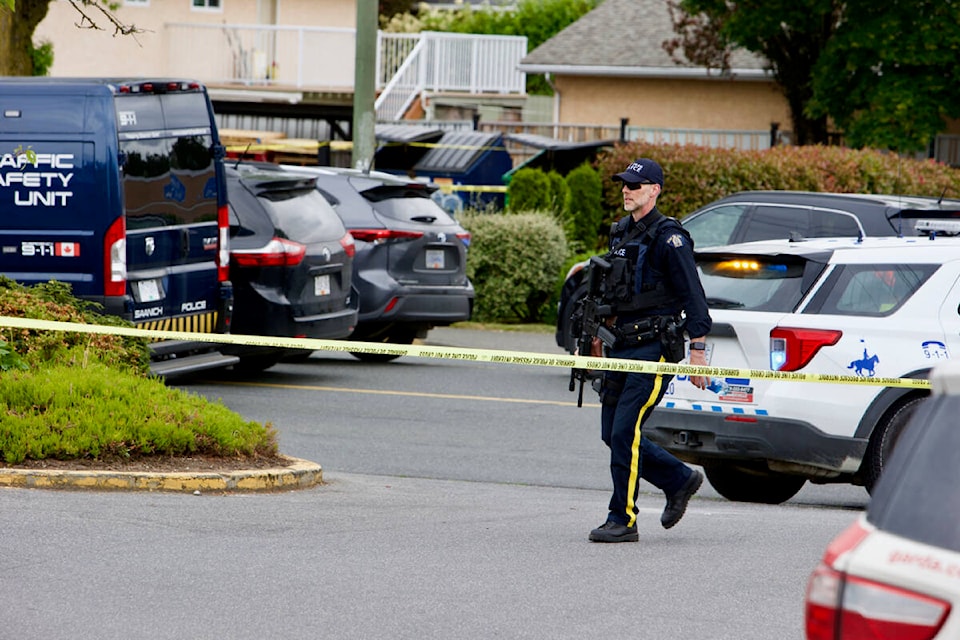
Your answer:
[0,315,930,390]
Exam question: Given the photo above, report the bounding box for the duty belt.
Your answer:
[616,316,665,344]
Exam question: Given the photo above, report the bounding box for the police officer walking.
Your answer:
[589,158,712,543]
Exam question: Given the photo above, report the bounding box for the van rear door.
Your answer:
[115,89,225,334]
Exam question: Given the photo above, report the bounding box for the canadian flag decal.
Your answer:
[55,242,80,257]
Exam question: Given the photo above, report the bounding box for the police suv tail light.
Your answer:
[217,203,230,282]
[770,327,842,371]
[339,232,356,258]
[805,522,949,640]
[103,216,127,297]
[231,237,306,268]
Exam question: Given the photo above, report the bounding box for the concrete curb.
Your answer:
[0,455,322,493]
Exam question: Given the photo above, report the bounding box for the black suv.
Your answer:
[223,163,358,371]
[556,190,960,353]
[285,166,474,362]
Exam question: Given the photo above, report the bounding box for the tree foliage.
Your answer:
[672,0,836,146]
[808,1,960,153]
[672,0,960,153]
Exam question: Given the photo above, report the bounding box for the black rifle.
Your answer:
[568,256,619,407]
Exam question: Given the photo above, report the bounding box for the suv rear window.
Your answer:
[352,181,457,225]
[742,205,863,242]
[256,187,344,243]
[698,256,816,312]
[867,395,960,552]
[804,263,936,317]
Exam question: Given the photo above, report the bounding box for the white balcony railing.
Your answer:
[164,23,528,109]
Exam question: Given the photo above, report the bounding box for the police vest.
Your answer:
[602,210,687,314]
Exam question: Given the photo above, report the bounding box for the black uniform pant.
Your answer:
[600,340,693,527]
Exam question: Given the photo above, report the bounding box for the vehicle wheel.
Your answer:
[349,327,418,363]
[560,283,589,354]
[233,354,281,374]
[863,396,925,493]
[703,463,806,504]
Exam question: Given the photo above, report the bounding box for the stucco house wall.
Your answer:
[34,0,354,79]
[554,75,791,133]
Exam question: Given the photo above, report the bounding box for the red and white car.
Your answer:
[804,359,960,639]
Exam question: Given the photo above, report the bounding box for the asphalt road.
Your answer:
[0,326,868,640]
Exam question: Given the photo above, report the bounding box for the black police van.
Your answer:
[0,78,236,376]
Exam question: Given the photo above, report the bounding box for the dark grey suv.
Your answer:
[223,163,358,371]
[556,189,960,353]
[286,166,474,362]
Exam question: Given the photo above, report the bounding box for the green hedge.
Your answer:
[459,210,568,324]
[594,143,960,229]
[465,143,960,325]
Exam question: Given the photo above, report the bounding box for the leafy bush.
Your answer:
[507,167,552,213]
[460,210,568,323]
[0,276,149,373]
[546,170,571,221]
[0,278,278,464]
[564,162,605,253]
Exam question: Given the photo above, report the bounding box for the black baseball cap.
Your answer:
[612,158,664,188]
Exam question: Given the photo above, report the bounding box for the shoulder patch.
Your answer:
[666,233,685,248]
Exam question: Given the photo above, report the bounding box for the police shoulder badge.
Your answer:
[666,233,685,248]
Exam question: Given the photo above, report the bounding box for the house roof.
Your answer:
[518,0,769,80]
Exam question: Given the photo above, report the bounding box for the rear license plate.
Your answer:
[314,274,331,296]
[137,279,162,302]
[426,249,445,269]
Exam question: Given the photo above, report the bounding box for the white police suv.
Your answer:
[645,229,960,503]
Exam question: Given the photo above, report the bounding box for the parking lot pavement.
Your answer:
[423,325,560,354]
[0,470,844,640]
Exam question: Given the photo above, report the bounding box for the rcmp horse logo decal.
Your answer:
[848,348,879,377]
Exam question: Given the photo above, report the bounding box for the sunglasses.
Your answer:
[622,181,653,190]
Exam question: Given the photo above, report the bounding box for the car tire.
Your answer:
[559,282,589,355]
[703,463,806,504]
[349,327,418,363]
[863,395,925,493]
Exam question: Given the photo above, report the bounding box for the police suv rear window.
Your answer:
[698,257,809,312]
[803,263,936,317]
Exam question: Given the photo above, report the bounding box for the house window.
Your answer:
[124,0,149,5]
[191,0,222,10]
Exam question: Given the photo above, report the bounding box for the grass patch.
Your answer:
[0,277,277,465]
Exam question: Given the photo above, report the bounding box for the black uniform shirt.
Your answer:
[608,209,712,339]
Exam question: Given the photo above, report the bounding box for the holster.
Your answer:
[659,316,685,363]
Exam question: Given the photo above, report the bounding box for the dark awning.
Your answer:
[374,124,445,171]
[504,133,616,177]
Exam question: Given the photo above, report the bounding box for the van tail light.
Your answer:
[231,237,306,267]
[770,327,842,371]
[339,232,356,258]
[805,520,950,640]
[349,229,424,244]
[456,232,471,247]
[103,216,127,297]
[217,203,230,282]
